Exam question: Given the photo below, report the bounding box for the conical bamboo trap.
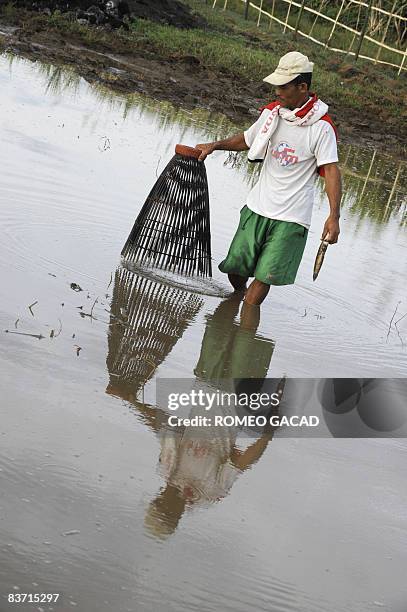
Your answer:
[121,144,212,277]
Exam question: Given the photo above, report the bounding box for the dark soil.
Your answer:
[126,0,207,29]
[0,0,208,29]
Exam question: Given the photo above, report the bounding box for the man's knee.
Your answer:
[228,273,248,291]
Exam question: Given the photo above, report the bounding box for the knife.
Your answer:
[313,239,330,281]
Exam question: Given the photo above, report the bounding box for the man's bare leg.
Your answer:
[240,301,260,330]
[228,273,248,292]
[244,279,270,305]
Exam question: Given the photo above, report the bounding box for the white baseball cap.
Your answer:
[263,51,314,86]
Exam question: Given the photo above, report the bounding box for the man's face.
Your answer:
[274,81,309,110]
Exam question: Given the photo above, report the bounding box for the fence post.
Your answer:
[269,0,276,30]
[284,0,293,33]
[354,0,373,63]
[257,0,264,27]
[347,1,362,54]
[325,0,345,49]
[309,0,326,38]
[398,45,407,76]
[294,0,306,39]
[375,0,397,63]
[244,0,250,20]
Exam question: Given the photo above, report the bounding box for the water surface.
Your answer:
[0,55,406,612]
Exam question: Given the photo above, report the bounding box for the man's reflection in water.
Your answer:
[144,295,281,539]
[105,270,280,539]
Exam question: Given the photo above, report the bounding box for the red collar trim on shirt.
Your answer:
[258,94,337,139]
[257,95,338,177]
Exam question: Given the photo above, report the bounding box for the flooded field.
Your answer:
[0,54,406,612]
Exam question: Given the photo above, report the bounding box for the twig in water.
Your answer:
[394,324,405,348]
[394,311,406,348]
[14,318,19,328]
[28,301,38,317]
[74,345,82,356]
[106,272,113,290]
[78,298,98,320]
[395,312,407,326]
[90,298,98,318]
[302,308,307,317]
[386,301,401,343]
[54,318,63,338]
[98,136,111,152]
[4,330,44,340]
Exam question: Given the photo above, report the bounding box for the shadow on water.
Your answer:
[105,268,279,540]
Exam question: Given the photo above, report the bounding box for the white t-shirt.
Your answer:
[243,116,338,228]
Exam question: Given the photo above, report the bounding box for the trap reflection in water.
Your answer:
[106,267,203,403]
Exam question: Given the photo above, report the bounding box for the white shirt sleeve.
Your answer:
[312,122,339,167]
[243,112,266,148]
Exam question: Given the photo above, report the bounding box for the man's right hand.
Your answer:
[195,142,216,162]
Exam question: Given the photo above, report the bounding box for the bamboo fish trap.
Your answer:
[121,144,212,277]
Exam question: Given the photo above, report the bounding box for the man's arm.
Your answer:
[230,430,273,471]
[321,162,341,243]
[195,133,249,162]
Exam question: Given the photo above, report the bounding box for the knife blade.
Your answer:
[313,240,330,281]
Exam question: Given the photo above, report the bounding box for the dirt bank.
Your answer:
[0,0,208,29]
[0,7,405,157]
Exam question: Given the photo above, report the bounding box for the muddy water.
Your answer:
[0,54,406,612]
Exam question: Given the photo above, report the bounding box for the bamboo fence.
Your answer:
[209,0,407,74]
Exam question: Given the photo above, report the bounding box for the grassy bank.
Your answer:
[187,0,405,71]
[129,19,354,104]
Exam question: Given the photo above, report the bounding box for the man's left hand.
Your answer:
[321,216,340,243]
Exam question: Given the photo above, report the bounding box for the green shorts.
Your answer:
[219,205,308,286]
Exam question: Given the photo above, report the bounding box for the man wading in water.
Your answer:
[196,51,341,305]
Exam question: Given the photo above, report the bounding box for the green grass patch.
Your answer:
[130,18,280,78]
[129,17,399,119]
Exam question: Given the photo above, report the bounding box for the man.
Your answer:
[196,51,341,306]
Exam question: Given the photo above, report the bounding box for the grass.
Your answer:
[129,11,401,121]
[130,19,280,79]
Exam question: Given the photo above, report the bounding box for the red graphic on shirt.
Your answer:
[271,142,299,167]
